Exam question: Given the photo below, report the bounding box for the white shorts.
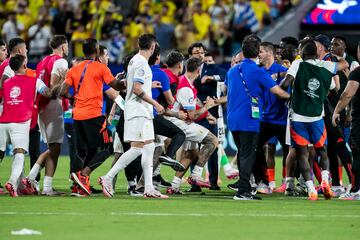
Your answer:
[124,117,154,142]
[39,98,64,144]
[165,116,209,143]
[0,120,31,152]
[182,141,199,151]
[285,117,291,146]
[113,131,124,153]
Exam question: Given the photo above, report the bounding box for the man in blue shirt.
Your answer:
[253,42,290,194]
[225,35,290,200]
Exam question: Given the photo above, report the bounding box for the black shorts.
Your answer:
[74,115,112,150]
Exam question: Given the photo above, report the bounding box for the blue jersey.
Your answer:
[151,64,170,115]
[225,59,276,132]
[260,63,289,125]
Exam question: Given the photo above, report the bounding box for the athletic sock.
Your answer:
[321,170,330,183]
[267,168,275,182]
[9,153,25,186]
[141,143,155,193]
[43,176,53,192]
[220,153,229,166]
[282,167,286,179]
[106,147,142,180]
[305,180,316,194]
[192,165,203,178]
[338,166,343,185]
[153,165,161,177]
[28,163,42,181]
[171,176,182,189]
[285,177,295,190]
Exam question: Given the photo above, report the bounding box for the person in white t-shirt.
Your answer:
[99,34,168,198]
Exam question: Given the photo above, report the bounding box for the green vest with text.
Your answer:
[291,62,333,117]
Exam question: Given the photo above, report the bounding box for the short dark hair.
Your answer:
[148,43,160,66]
[165,51,184,68]
[82,38,98,56]
[49,35,67,49]
[0,39,5,47]
[188,42,206,55]
[333,35,347,47]
[280,36,299,48]
[301,39,317,60]
[122,53,136,73]
[9,54,26,71]
[260,42,275,55]
[138,34,156,50]
[242,34,261,58]
[8,38,25,53]
[99,45,107,56]
[185,57,202,72]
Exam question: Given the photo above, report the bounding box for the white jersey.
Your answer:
[124,53,153,120]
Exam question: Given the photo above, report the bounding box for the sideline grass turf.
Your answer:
[0,156,359,240]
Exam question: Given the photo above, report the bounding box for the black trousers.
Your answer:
[153,115,185,159]
[231,131,259,194]
[29,124,40,181]
[253,122,289,184]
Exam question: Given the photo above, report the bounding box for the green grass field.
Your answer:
[0,156,359,240]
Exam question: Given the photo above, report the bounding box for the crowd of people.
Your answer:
[1,23,360,200]
[0,0,296,64]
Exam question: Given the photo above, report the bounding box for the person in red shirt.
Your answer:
[0,55,54,197]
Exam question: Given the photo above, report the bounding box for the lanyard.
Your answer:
[238,63,253,99]
[74,60,93,107]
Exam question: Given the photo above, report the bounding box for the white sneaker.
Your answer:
[331,185,345,197]
[269,181,276,191]
[98,176,114,198]
[223,164,239,179]
[144,189,169,199]
[339,190,360,200]
[256,183,272,194]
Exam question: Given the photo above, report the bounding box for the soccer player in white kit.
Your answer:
[99,34,168,198]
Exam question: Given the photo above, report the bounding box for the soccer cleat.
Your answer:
[256,183,272,194]
[153,175,171,188]
[209,184,221,191]
[144,189,169,199]
[227,180,240,191]
[127,185,136,195]
[234,192,262,200]
[98,176,114,198]
[269,181,276,191]
[71,184,87,197]
[22,178,39,195]
[225,168,239,180]
[339,190,360,200]
[331,186,345,197]
[166,187,183,195]
[130,187,144,197]
[41,189,64,196]
[159,155,185,171]
[321,180,332,200]
[274,183,286,193]
[284,188,300,197]
[187,175,211,188]
[71,171,91,195]
[186,185,202,192]
[308,192,318,201]
[5,182,18,197]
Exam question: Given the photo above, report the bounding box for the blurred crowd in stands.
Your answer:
[0,0,299,63]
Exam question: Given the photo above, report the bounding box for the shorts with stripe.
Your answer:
[290,119,327,148]
[74,115,112,150]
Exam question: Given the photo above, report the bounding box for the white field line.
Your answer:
[0,211,360,218]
